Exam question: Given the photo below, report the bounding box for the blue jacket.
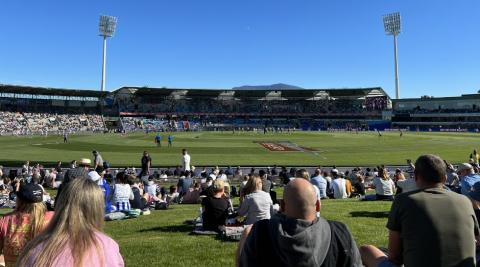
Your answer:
[99,180,113,213]
[460,173,480,195]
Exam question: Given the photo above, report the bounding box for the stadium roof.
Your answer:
[0,84,107,98]
[393,93,480,103]
[115,86,389,100]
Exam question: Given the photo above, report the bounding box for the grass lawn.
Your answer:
[105,198,391,267]
[0,189,392,267]
[0,131,478,167]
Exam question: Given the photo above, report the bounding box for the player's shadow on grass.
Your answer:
[349,211,389,218]
[138,224,192,233]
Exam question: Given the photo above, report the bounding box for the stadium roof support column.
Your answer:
[99,15,118,92]
[383,12,401,99]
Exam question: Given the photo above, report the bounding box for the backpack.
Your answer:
[253,219,356,267]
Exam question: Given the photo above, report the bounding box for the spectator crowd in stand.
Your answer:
[0,111,105,135]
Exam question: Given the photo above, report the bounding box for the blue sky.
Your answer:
[0,0,479,98]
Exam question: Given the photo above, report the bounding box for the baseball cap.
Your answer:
[17,183,43,203]
[469,182,480,201]
[457,163,473,173]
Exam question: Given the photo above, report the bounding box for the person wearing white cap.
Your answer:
[457,163,480,195]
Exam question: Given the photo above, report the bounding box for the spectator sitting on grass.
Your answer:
[259,170,271,193]
[237,175,273,225]
[201,179,230,232]
[311,168,328,199]
[331,171,348,199]
[166,185,180,204]
[457,163,480,195]
[371,168,395,201]
[128,176,146,210]
[360,154,479,267]
[352,173,366,198]
[144,176,158,198]
[181,182,201,204]
[445,162,460,190]
[58,158,90,198]
[239,175,257,204]
[180,171,194,196]
[0,183,54,266]
[396,168,417,195]
[239,175,249,195]
[93,168,113,214]
[113,172,134,212]
[217,170,227,181]
[17,178,124,267]
[236,178,362,266]
[200,175,215,197]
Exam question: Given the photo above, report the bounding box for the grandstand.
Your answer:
[0,84,107,135]
[391,93,480,131]
[113,86,392,132]
[5,83,480,134]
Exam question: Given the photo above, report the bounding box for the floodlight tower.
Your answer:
[383,12,401,99]
[99,15,118,92]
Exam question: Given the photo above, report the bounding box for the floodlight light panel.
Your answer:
[99,15,118,37]
[383,12,401,35]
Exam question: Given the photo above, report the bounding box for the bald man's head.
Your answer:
[282,178,319,221]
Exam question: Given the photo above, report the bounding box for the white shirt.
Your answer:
[373,177,395,196]
[182,154,191,171]
[332,178,348,199]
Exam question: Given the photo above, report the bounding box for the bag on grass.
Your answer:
[155,202,169,210]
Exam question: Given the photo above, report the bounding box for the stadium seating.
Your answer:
[0,111,105,135]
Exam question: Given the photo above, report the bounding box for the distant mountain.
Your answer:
[232,83,304,90]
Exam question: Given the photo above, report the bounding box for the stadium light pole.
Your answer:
[383,12,401,99]
[99,15,118,92]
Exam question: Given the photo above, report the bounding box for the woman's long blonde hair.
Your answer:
[14,197,47,241]
[243,175,263,196]
[378,168,390,181]
[17,178,105,267]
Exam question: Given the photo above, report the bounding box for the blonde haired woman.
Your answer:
[17,178,124,267]
[371,168,395,201]
[0,183,54,267]
[237,175,273,225]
